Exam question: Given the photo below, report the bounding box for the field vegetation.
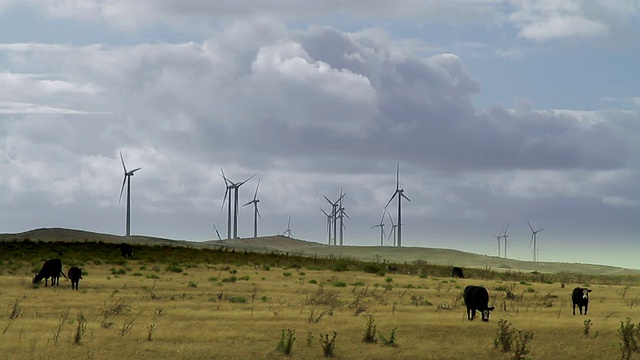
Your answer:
[1,239,640,359]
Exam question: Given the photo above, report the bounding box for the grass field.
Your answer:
[1,240,640,359]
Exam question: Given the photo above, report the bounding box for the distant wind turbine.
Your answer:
[220,169,256,240]
[387,213,397,247]
[372,210,386,247]
[528,220,543,262]
[502,222,510,259]
[243,178,261,238]
[321,208,333,245]
[494,225,504,257]
[282,215,292,238]
[324,190,346,246]
[385,163,410,247]
[119,152,141,237]
[337,194,349,246]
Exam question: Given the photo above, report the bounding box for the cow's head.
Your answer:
[481,306,495,321]
[581,288,592,300]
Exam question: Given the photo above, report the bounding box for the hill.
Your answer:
[2,227,638,276]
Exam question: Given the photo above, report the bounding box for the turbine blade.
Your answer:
[256,206,261,220]
[396,163,400,190]
[504,222,510,235]
[527,220,534,233]
[129,167,142,174]
[119,175,127,203]
[120,152,127,173]
[253,178,261,200]
[384,191,398,208]
[401,193,411,202]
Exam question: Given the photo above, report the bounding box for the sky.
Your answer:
[0,1,639,269]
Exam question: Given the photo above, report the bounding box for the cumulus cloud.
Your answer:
[0,14,638,267]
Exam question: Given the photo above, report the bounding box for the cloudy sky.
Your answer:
[1,1,639,269]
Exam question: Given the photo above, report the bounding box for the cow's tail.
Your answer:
[60,270,69,280]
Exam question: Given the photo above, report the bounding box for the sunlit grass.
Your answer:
[2,255,640,360]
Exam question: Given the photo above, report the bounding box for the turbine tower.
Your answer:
[385,163,410,247]
[372,210,386,247]
[337,201,349,246]
[243,179,261,238]
[494,226,504,257]
[528,220,543,262]
[321,208,333,245]
[119,152,141,237]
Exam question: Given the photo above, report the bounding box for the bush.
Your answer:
[276,328,296,355]
[319,332,337,357]
[363,315,377,343]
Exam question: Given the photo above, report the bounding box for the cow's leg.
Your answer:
[44,278,48,287]
[583,304,588,315]
[572,303,576,315]
[471,309,476,320]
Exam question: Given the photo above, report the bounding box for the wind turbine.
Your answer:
[324,191,346,246]
[282,215,292,238]
[119,152,141,237]
[494,225,504,257]
[337,202,349,246]
[501,222,510,259]
[528,220,543,262]
[243,178,261,238]
[372,210,386,247]
[321,208,333,245]
[385,163,410,247]
[387,213,397,247]
[220,169,256,240]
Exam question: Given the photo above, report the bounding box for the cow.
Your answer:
[33,258,67,287]
[451,266,464,278]
[572,287,592,315]
[463,285,495,321]
[120,243,133,258]
[67,267,83,290]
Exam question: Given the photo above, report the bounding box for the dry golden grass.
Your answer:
[1,261,639,359]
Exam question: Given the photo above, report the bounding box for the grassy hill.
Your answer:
[2,227,638,276]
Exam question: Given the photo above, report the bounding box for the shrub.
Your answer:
[333,281,347,287]
[276,328,296,355]
[380,327,398,347]
[165,265,183,273]
[308,279,318,284]
[618,317,640,360]
[511,330,534,360]
[494,319,515,352]
[363,314,377,343]
[319,332,337,357]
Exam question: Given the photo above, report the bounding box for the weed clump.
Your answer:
[276,328,296,355]
[380,327,398,347]
[618,317,640,360]
[363,314,377,343]
[319,331,337,357]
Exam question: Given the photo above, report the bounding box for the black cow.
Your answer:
[67,267,83,290]
[572,287,592,315]
[463,285,495,321]
[451,267,464,278]
[33,258,67,287]
[120,243,133,258]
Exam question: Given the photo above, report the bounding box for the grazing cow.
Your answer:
[120,243,133,258]
[572,287,592,315]
[463,285,495,321]
[67,267,83,290]
[451,266,465,278]
[33,258,67,287]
